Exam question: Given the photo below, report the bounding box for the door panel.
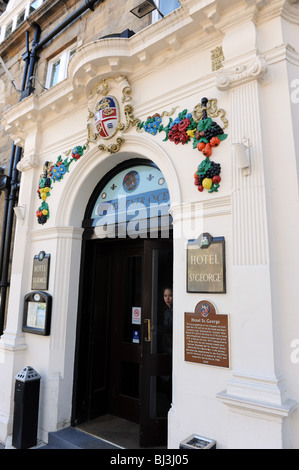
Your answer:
[73,237,173,447]
[109,241,143,423]
[140,239,173,447]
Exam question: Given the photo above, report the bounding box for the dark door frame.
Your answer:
[71,159,173,445]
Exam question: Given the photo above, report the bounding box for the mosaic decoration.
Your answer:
[137,97,228,193]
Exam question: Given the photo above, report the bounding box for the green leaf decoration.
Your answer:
[197,117,212,132]
[217,133,228,141]
[197,157,211,176]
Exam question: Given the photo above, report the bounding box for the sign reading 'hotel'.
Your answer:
[31,251,50,291]
[187,233,226,293]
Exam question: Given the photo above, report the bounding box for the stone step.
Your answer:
[40,427,122,449]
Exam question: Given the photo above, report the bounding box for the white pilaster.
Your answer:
[216,24,296,448]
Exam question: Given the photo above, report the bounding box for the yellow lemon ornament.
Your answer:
[202,178,212,189]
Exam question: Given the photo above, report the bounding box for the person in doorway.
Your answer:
[158,287,173,354]
[157,287,173,410]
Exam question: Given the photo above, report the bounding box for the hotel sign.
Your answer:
[31,251,50,291]
[187,233,225,293]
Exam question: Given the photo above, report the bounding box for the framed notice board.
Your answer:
[23,291,52,336]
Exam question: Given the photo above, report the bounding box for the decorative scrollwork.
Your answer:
[192,99,228,130]
[98,137,125,154]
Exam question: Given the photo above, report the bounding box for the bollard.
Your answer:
[12,366,41,449]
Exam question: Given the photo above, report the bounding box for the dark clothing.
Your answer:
[158,306,173,354]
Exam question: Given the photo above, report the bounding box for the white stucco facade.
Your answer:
[0,0,299,449]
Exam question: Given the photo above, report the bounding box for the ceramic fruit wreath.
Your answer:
[36,162,52,224]
[137,97,227,193]
[36,145,86,225]
[193,98,227,193]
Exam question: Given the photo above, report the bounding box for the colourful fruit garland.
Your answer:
[36,145,86,224]
[36,99,227,226]
[137,97,228,193]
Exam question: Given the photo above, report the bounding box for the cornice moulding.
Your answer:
[30,226,84,242]
[170,195,231,222]
[264,42,299,66]
[217,390,297,422]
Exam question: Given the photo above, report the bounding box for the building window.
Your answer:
[49,59,61,88]
[29,0,43,15]
[152,0,180,21]
[1,1,45,43]
[16,10,25,28]
[46,47,76,89]
[4,20,13,39]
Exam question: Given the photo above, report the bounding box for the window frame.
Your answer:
[16,9,26,28]
[4,20,13,39]
[151,0,180,22]
[45,46,76,89]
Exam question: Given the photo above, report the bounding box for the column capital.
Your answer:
[216,55,267,91]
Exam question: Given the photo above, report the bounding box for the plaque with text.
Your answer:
[187,233,226,293]
[185,301,229,368]
[31,251,50,291]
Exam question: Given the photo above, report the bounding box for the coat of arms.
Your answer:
[94,96,119,139]
[86,76,140,153]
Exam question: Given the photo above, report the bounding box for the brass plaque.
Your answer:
[185,301,229,368]
[31,251,50,291]
[187,233,226,293]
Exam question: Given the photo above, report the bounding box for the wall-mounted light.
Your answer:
[13,205,26,223]
[130,0,164,18]
[233,138,251,176]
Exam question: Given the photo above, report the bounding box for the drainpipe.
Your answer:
[0,0,102,336]
[0,146,22,334]
[25,0,101,95]
[0,31,31,335]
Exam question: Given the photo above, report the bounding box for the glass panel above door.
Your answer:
[90,164,170,227]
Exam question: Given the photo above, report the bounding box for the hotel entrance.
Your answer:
[72,160,173,447]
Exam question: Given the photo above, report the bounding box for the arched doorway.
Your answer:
[72,159,173,447]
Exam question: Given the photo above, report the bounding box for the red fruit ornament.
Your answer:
[197,142,205,151]
[202,143,212,157]
[198,185,204,192]
[210,136,221,147]
[212,175,221,184]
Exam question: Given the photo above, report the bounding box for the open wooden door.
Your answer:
[140,239,173,447]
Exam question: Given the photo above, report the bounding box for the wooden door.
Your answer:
[73,237,173,447]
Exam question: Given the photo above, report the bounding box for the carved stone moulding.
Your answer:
[216,56,267,91]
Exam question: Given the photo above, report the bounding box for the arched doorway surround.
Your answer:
[54,136,181,447]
